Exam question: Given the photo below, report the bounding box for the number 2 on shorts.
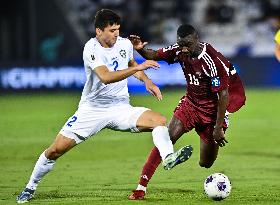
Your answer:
[67,116,77,127]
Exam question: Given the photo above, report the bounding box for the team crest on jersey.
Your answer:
[211,77,220,87]
[91,54,95,61]
[119,50,126,58]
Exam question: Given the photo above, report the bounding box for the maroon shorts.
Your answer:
[173,97,228,144]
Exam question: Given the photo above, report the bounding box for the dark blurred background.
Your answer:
[1,0,280,90]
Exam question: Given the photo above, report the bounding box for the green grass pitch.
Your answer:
[0,89,280,205]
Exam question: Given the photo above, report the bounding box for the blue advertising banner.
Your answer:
[1,57,280,92]
[232,56,280,87]
[0,61,185,92]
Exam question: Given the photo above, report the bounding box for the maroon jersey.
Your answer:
[157,42,245,115]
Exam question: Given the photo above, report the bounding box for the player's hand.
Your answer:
[135,60,160,71]
[213,127,228,147]
[144,80,163,101]
[128,35,148,50]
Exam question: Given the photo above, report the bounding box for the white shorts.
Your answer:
[59,103,149,144]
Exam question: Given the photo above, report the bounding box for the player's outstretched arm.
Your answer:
[128,35,163,61]
[213,88,229,147]
[94,60,160,85]
[130,59,163,101]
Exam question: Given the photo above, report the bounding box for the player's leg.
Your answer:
[108,106,172,160]
[16,134,76,203]
[17,105,106,203]
[135,110,174,161]
[196,126,219,168]
[135,110,167,131]
[136,110,192,170]
[28,134,76,187]
[168,116,187,144]
[199,138,219,168]
[45,133,77,159]
[198,110,230,168]
[129,116,192,200]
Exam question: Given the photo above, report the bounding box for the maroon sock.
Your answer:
[138,146,162,187]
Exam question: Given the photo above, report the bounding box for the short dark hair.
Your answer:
[177,24,196,38]
[94,9,121,30]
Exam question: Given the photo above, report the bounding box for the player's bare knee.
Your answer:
[199,161,214,169]
[156,116,167,126]
[45,147,65,160]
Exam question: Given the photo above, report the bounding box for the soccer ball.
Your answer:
[204,173,231,201]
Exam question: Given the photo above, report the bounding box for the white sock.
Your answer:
[136,184,147,192]
[152,126,174,160]
[26,151,56,190]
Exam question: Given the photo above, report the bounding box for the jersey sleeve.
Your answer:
[157,44,179,64]
[206,44,230,93]
[275,29,280,44]
[83,45,105,70]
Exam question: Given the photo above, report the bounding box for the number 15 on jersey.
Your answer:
[188,74,200,85]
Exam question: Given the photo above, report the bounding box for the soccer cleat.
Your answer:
[16,188,35,204]
[163,145,193,170]
[128,190,145,200]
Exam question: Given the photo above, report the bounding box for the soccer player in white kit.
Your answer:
[16,9,192,203]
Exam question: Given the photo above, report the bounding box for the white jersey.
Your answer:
[79,36,134,107]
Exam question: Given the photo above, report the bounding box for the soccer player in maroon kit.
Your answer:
[128,24,246,200]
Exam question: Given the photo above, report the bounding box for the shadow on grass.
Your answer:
[14,187,196,202]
